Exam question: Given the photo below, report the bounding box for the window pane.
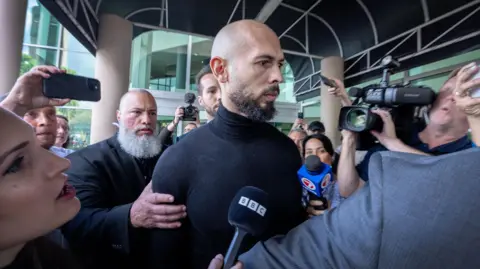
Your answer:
[131,30,189,92]
[190,36,213,92]
[62,29,90,52]
[56,107,92,150]
[24,0,61,47]
[60,50,95,77]
[21,45,58,74]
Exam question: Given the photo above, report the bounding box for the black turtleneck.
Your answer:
[150,105,306,269]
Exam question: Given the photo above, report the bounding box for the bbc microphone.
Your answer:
[297,155,333,210]
[224,186,269,269]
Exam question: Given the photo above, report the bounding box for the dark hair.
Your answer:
[195,65,213,96]
[308,121,325,133]
[302,134,334,158]
[56,114,71,148]
[302,134,338,174]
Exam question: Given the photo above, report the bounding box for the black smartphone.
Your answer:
[43,73,101,102]
[297,112,304,119]
[320,74,337,88]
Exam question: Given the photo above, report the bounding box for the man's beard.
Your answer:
[117,123,162,159]
[205,103,219,119]
[229,85,278,122]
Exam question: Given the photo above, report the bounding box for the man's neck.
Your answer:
[419,124,467,149]
[0,244,24,268]
[222,102,248,119]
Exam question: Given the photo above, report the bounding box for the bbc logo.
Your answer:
[239,196,266,217]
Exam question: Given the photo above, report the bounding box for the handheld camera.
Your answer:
[338,56,437,150]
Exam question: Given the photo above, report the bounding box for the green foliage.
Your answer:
[20,54,37,75]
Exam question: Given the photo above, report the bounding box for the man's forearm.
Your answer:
[0,100,27,116]
[337,137,362,197]
[385,138,430,155]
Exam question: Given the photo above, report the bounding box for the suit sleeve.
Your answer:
[239,152,385,269]
[62,152,133,254]
[149,146,190,269]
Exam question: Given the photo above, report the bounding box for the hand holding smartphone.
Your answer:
[43,73,101,102]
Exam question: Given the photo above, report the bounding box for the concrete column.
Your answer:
[320,56,344,147]
[90,14,132,144]
[0,0,27,94]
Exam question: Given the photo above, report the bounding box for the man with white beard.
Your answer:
[61,89,187,269]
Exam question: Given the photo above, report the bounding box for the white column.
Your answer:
[320,56,344,147]
[0,0,27,94]
[90,14,133,144]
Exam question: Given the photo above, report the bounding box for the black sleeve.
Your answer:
[158,127,173,147]
[62,152,133,254]
[149,146,190,269]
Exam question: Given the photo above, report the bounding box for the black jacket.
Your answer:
[62,134,163,269]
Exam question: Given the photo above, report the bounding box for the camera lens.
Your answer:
[346,109,367,129]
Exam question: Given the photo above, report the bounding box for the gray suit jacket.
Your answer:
[239,148,480,268]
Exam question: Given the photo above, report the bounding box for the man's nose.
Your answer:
[140,112,151,125]
[37,113,50,126]
[270,65,284,84]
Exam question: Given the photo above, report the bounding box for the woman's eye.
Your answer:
[4,156,24,175]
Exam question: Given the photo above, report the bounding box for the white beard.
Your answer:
[117,123,162,159]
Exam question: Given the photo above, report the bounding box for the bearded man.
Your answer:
[61,89,187,269]
[148,20,306,269]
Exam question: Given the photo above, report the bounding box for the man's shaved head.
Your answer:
[211,20,280,63]
[210,20,284,122]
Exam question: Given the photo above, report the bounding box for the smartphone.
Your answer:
[320,74,337,88]
[297,112,304,119]
[43,73,101,102]
[470,67,480,98]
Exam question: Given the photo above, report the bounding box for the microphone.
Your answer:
[224,186,269,269]
[297,155,333,210]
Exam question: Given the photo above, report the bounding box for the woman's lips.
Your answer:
[57,182,76,200]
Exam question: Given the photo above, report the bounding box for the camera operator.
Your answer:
[338,68,472,197]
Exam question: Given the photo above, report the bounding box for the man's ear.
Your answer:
[197,96,205,107]
[116,110,121,122]
[210,57,228,83]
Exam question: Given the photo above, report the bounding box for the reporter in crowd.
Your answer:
[337,68,472,197]
[62,89,187,269]
[302,134,343,217]
[214,62,480,269]
[0,67,80,268]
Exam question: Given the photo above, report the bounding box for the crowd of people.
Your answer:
[1,19,480,269]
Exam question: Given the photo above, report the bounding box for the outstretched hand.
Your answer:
[1,66,69,115]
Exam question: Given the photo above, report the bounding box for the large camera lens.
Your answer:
[346,108,367,129]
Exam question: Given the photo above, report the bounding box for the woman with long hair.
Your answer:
[0,66,81,268]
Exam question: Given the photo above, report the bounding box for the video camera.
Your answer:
[183,92,198,122]
[338,56,437,150]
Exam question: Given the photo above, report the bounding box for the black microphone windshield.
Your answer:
[305,155,323,172]
[228,186,269,237]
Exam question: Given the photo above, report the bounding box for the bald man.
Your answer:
[150,20,306,268]
[61,90,187,269]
